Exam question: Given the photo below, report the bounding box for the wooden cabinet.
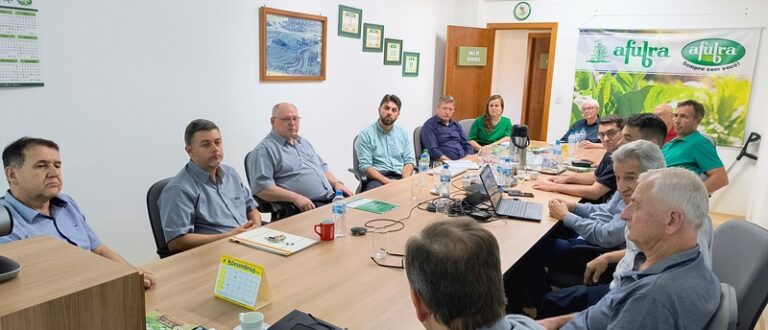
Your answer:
[0,236,145,329]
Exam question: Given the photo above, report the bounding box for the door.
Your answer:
[522,33,551,141]
[443,25,495,121]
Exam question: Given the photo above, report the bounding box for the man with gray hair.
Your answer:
[248,102,353,220]
[540,168,720,329]
[420,95,474,162]
[406,219,541,330]
[652,103,677,143]
[560,99,601,148]
[159,119,261,253]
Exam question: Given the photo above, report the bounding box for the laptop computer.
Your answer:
[478,165,543,222]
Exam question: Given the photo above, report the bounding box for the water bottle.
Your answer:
[495,162,505,186]
[503,156,514,186]
[579,127,586,142]
[332,190,346,237]
[552,141,563,168]
[439,164,451,198]
[418,149,429,173]
[567,133,576,161]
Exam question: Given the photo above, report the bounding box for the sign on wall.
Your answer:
[457,46,487,66]
[0,3,43,87]
[571,28,761,147]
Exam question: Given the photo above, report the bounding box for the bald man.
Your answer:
[652,103,677,143]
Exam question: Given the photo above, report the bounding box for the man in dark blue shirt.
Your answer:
[561,99,601,149]
[420,95,474,162]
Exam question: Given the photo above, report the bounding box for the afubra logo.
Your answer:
[682,38,745,66]
[611,39,670,68]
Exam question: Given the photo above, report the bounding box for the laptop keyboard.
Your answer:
[498,199,527,217]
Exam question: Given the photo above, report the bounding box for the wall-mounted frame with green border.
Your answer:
[383,38,403,65]
[362,23,384,52]
[337,5,362,38]
[402,52,419,77]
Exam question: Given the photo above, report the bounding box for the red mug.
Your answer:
[314,220,335,241]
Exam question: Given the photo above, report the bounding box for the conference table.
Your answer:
[143,145,605,329]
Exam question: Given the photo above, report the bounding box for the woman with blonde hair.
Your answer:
[467,95,512,151]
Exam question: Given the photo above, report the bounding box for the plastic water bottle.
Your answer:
[579,127,586,143]
[567,133,576,161]
[439,164,451,198]
[553,141,563,168]
[495,162,505,186]
[418,149,429,173]
[503,156,514,186]
[332,190,346,237]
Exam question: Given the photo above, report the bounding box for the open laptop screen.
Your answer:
[478,165,503,211]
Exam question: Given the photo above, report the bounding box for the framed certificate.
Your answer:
[362,23,384,52]
[383,38,403,65]
[402,52,420,77]
[337,5,362,38]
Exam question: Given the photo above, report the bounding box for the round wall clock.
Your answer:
[514,2,531,21]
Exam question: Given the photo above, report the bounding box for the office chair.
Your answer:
[705,283,738,330]
[459,118,474,139]
[244,150,297,222]
[146,177,174,259]
[712,220,768,330]
[413,125,423,160]
[347,135,368,194]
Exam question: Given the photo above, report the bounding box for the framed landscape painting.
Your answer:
[260,7,327,81]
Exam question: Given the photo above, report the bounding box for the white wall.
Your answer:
[491,29,547,125]
[484,0,768,222]
[0,0,457,265]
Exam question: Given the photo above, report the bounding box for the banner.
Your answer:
[571,28,761,147]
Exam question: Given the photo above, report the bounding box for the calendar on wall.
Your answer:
[214,255,273,310]
[0,4,43,87]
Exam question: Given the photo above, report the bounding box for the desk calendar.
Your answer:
[213,255,272,310]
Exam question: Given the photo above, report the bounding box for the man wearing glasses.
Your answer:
[534,116,624,204]
[560,99,602,149]
[248,102,353,220]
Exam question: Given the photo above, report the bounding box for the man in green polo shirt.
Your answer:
[661,99,728,193]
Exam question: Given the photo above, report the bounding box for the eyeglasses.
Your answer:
[275,116,302,124]
[598,129,620,138]
[370,251,405,269]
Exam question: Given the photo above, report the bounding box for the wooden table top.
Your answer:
[143,145,606,329]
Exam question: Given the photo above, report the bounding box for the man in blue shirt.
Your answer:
[420,95,474,162]
[248,103,353,219]
[539,168,719,329]
[561,99,601,148]
[1,137,156,289]
[405,219,541,330]
[159,119,261,253]
[354,94,416,191]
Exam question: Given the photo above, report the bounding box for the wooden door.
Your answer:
[522,33,550,141]
[443,25,495,121]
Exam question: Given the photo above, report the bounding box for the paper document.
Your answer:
[231,227,318,256]
[346,198,399,214]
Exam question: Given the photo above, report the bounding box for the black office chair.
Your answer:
[712,220,768,330]
[244,150,298,222]
[413,125,423,160]
[348,135,369,194]
[146,177,174,259]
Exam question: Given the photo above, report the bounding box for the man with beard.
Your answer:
[354,94,416,191]
[159,119,261,253]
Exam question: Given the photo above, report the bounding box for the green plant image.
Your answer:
[571,70,750,147]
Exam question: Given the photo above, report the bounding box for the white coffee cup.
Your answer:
[239,311,263,330]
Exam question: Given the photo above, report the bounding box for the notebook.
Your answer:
[478,165,543,222]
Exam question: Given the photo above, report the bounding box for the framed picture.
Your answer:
[383,38,403,65]
[337,5,362,38]
[402,52,420,77]
[362,23,384,52]
[260,7,327,81]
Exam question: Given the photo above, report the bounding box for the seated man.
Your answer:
[533,116,624,203]
[354,94,415,191]
[420,95,474,163]
[652,103,677,143]
[560,99,601,149]
[405,219,541,330]
[248,102,353,220]
[662,99,728,193]
[1,137,156,289]
[159,119,261,253]
[540,168,719,329]
[619,112,668,147]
